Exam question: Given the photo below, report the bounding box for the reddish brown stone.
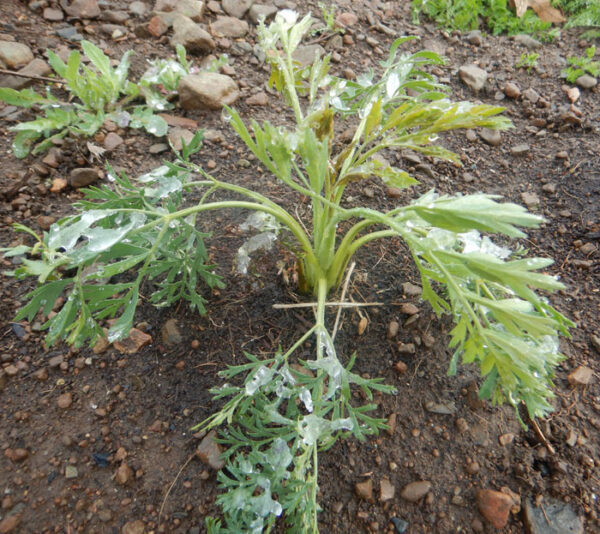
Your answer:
[477,489,514,529]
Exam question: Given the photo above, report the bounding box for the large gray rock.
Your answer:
[222,0,253,18]
[459,64,488,92]
[0,41,34,69]
[170,14,215,53]
[0,59,51,89]
[178,72,239,110]
[210,16,248,38]
[524,497,583,534]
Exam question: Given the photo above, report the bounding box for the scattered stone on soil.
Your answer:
[65,0,101,19]
[386,413,397,436]
[513,34,542,48]
[148,15,169,37]
[0,514,21,533]
[158,113,198,129]
[576,75,597,90]
[69,168,102,188]
[379,478,395,502]
[129,1,148,16]
[476,489,514,529]
[511,143,530,156]
[0,59,51,90]
[402,282,422,296]
[397,342,415,354]
[459,64,488,92]
[387,320,399,339]
[43,7,64,21]
[122,520,146,534]
[65,465,78,479]
[292,44,325,67]
[567,365,594,385]
[178,72,239,110]
[103,132,123,151]
[167,127,195,150]
[521,191,540,208]
[246,91,269,106]
[248,4,278,24]
[113,328,152,354]
[355,478,373,502]
[5,448,28,462]
[522,87,540,103]
[57,392,73,409]
[49,177,67,193]
[391,518,409,533]
[503,82,521,99]
[0,41,34,68]
[399,303,419,315]
[498,432,515,446]
[222,0,252,18]
[161,318,183,345]
[479,128,502,146]
[400,480,431,502]
[394,361,408,374]
[211,16,248,38]
[115,462,133,485]
[523,497,583,534]
[425,401,456,415]
[196,430,225,470]
[170,14,215,52]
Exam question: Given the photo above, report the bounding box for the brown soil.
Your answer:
[0,1,599,533]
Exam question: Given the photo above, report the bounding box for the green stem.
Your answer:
[282,54,303,125]
[309,277,328,533]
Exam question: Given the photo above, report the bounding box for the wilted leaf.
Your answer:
[510,0,528,18]
[87,142,107,161]
[510,0,566,22]
[528,0,565,23]
[357,316,368,335]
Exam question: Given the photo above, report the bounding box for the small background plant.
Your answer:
[412,0,600,39]
[562,45,599,82]
[0,41,194,158]
[516,52,540,72]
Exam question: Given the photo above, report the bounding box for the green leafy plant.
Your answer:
[562,45,600,82]
[516,52,540,72]
[318,1,343,34]
[411,0,483,31]
[411,0,559,39]
[559,0,600,38]
[3,11,573,533]
[0,42,194,158]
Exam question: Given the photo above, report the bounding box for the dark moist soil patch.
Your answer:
[1,0,599,533]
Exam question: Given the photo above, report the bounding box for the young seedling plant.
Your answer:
[516,52,540,73]
[3,11,573,533]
